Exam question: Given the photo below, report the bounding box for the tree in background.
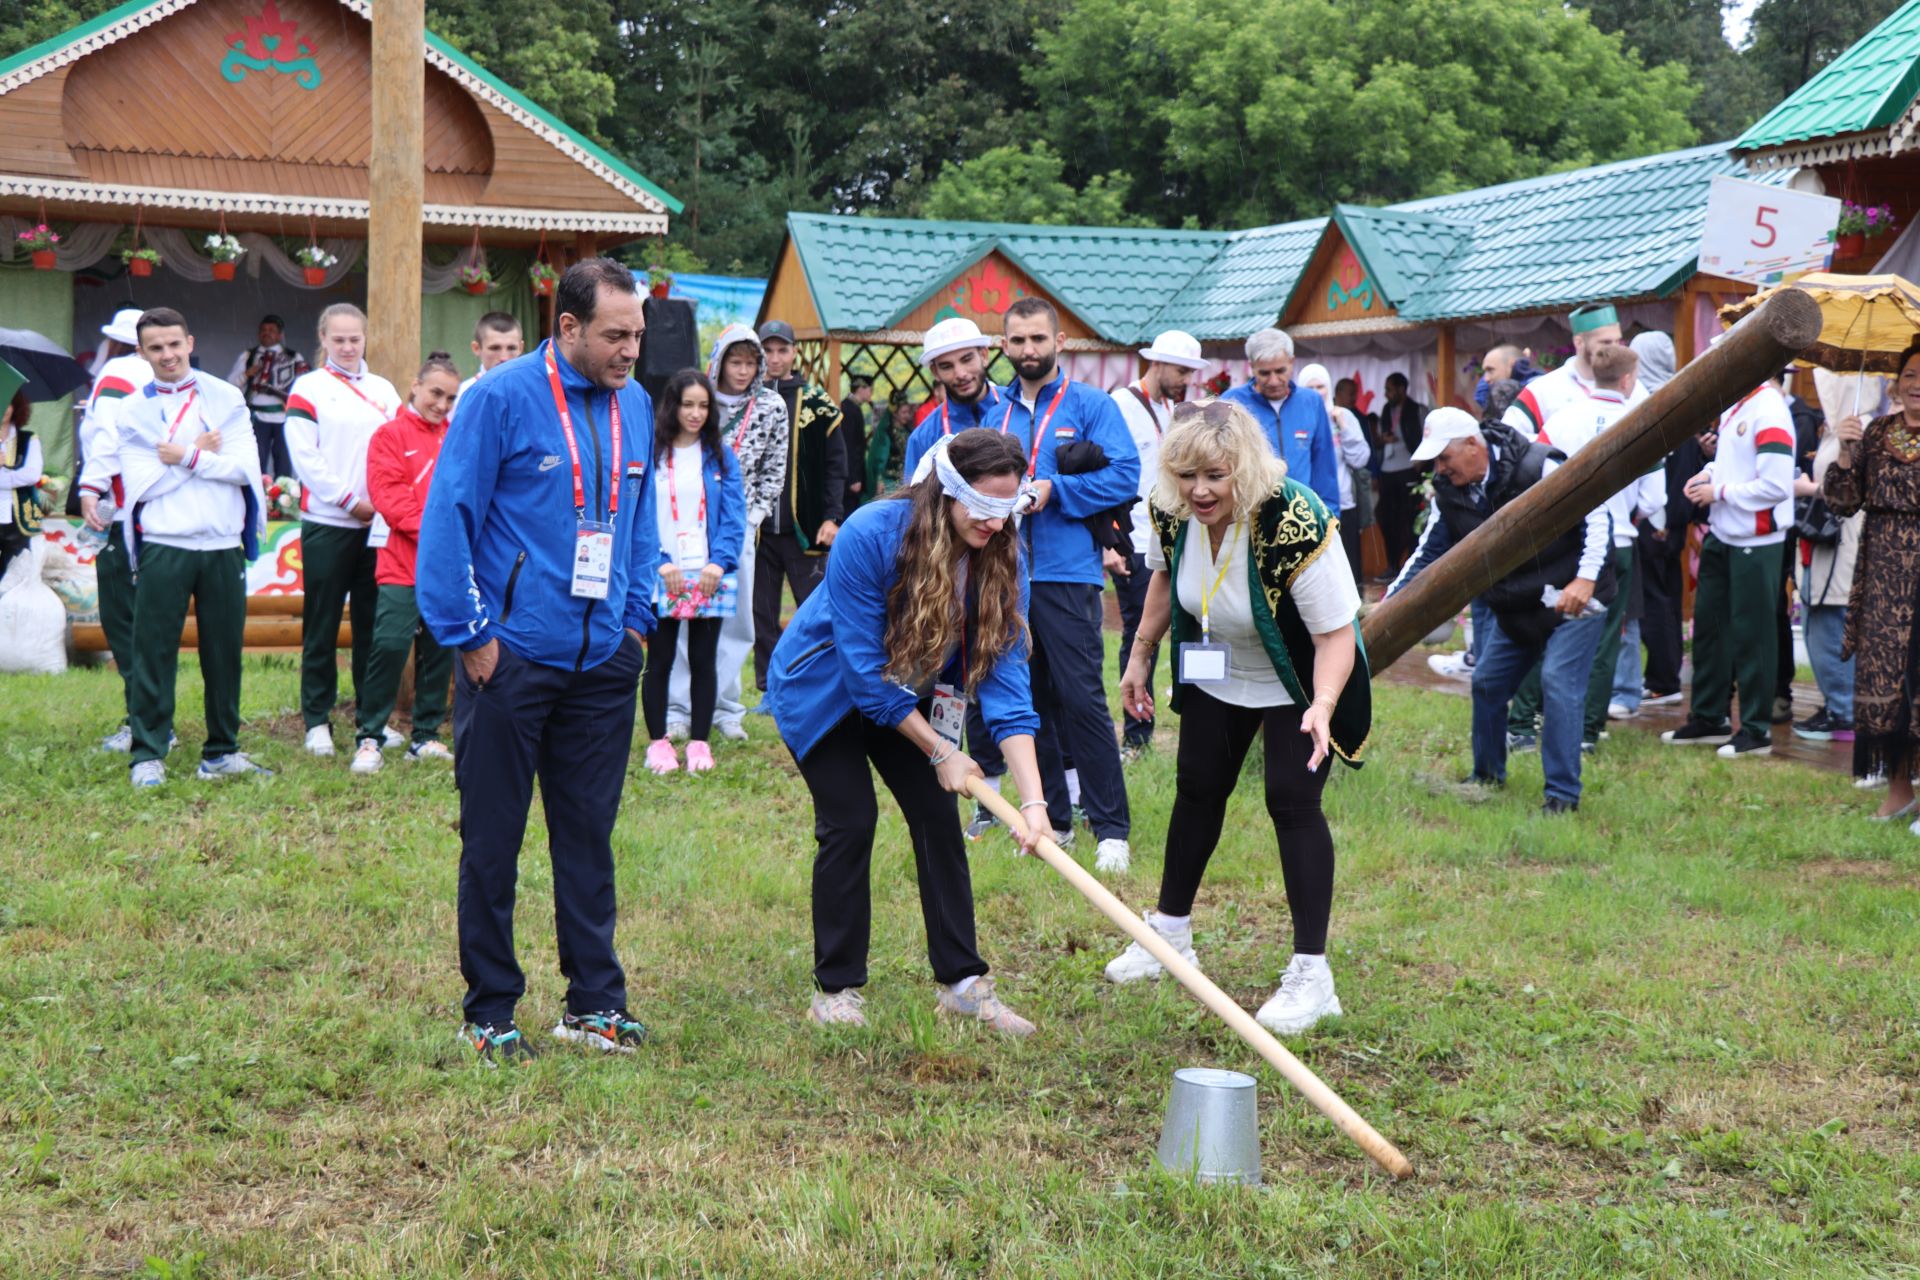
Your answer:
[1744,0,1908,103]
[1574,0,1775,141]
[918,143,1150,226]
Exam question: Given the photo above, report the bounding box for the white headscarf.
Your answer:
[930,435,1019,520]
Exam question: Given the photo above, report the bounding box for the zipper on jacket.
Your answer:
[577,390,606,673]
[785,637,833,672]
[575,599,595,672]
[500,550,527,620]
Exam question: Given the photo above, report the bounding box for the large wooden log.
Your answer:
[1360,288,1823,671]
[367,0,424,383]
[70,618,350,653]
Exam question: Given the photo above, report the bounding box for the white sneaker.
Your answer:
[666,721,691,743]
[195,752,274,780]
[1426,651,1473,680]
[350,738,384,774]
[406,740,453,763]
[808,988,867,1027]
[1104,911,1200,983]
[1254,955,1343,1035]
[1856,771,1889,791]
[1094,838,1132,874]
[1606,702,1637,720]
[100,725,133,753]
[718,720,749,742]
[305,725,335,757]
[1049,826,1076,850]
[130,760,165,788]
[382,726,406,750]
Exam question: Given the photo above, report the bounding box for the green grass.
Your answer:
[3,651,1918,1277]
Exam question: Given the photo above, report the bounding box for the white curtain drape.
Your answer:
[144,227,361,288]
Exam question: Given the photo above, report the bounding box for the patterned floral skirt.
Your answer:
[1844,507,1920,775]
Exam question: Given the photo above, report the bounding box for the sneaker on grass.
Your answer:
[963,803,1000,842]
[1792,709,1835,741]
[935,976,1034,1037]
[1606,701,1636,720]
[1094,838,1131,874]
[808,988,867,1028]
[1104,911,1200,984]
[685,741,714,773]
[1427,651,1473,680]
[1506,731,1538,754]
[644,739,679,775]
[1049,826,1075,850]
[1642,688,1683,707]
[553,1009,648,1054]
[1254,955,1342,1035]
[381,726,406,750]
[304,725,335,757]
[463,1021,538,1067]
[350,738,384,775]
[130,760,164,788]
[1857,770,1889,791]
[1717,728,1773,759]
[196,752,274,780]
[717,720,749,742]
[406,740,453,763]
[99,724,133,753]
[1662,718,1731,746]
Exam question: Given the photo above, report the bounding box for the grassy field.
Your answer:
[2,649,1918,1278]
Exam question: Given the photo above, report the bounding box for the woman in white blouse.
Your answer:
[1113,399,1370,1036]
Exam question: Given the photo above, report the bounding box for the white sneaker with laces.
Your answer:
[1094,838,1132,874]
[100,725,133,753]
[1606,702,1636,720]
[350,738,384,774]
[718,719,749,742]
[1049,826,1075,850]
[808,988,867,1027]
[381,726,406,750]
[1104,911,1200,983]
[195,752,274,780]
[406,740,453,763]
[130,760,165,788]
[934,976,1035,1037]
[305,725,335,757]
[1254,954,1343,1035]
[1426,651,1472,680]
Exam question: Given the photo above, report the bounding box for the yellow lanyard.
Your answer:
[1198,522,1237,642]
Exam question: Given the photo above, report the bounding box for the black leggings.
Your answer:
[642,616,721,740]
[1158,687,1336,954]
[795,710,986,992]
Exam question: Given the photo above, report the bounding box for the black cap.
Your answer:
[758,319,796,345]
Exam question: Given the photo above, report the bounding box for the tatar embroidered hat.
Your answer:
[1410,406,1484,462]
[1140,329,1205,369]
[920,317,993,366]
[101,308,143,346]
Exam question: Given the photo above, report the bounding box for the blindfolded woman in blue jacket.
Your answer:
[768,428,1048,1036]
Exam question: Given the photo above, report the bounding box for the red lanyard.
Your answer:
[665,445,706,524]
[729,398,757,452]
[161,388,199,442]
[1002,376,1070,479]
[940,384,1002,437]
[328,367,392,417]
[544,343,623,519]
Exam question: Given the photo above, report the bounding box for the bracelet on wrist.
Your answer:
[928,743,954,766]
[1019,799,1049,811]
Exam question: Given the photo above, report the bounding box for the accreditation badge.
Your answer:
[930,683,967,747]
[571,520,615,599]
[1178,641,1230,685]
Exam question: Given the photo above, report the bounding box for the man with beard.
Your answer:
[902,317,1007,481]
[752,320,846,695]
[999,297,1140,874]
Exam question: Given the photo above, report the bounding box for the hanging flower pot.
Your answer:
[122,247,161,278]
[647,265,672,299]
[203,232,245,281]
[293,243,336,287]
[1835,232,1865,260]
[303,266,326,286]
[464,279,489,295]
[212,261,237,281]
[17,223,59,268]
[529,259,558,298]
[31,249,55,270]
[458,261,492,295]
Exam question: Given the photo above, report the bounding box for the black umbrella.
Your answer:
[0,327,92,401]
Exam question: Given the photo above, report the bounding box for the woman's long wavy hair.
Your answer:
[883,428,1028,694]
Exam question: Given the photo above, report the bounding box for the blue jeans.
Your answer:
[1804,604,1854,722]
[1612,618,1642,711]
[1469,598,1491,663]
[1472,611,1607,805]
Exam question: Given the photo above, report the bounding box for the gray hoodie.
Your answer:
[707,322,790,524]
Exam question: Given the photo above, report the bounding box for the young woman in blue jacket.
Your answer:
[768,428,1049,1035]
[643,369,746,774]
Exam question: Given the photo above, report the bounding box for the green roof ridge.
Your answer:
[0,0,152,82]
[1735,0,1920,152]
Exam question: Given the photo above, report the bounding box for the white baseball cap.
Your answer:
[1410,406,1484,462]
[1140,329,1205,369]
[920,317,993,367]
[100,308,143,346]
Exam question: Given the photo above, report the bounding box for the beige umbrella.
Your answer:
[1718,272,1920,374]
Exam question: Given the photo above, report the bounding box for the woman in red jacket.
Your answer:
[352,353,462,774]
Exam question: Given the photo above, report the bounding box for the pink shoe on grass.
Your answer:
[645,739,679,775]
[686,741,714,773]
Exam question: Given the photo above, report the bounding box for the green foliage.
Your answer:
[426,0,617,139]
[1745,0,1909,101]
[918,142,1151,227]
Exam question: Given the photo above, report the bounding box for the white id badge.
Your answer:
[1178,642,1230,684]
[571,520,615,599]
[674,527,708,570]
[930,682,967,748]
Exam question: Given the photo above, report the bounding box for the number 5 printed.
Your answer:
[1752,206,1778,249]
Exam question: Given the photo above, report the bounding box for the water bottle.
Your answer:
[75,498,114,553]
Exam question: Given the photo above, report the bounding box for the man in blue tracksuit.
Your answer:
[1221,327,1340,510]
[418,259,661,1066]
[900,316,1008,483]
[999,297,1140,874]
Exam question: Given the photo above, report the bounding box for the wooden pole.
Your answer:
[966,779,1415,1180]
[1359,287,1822,671]
[368,0,424,382]
[1437,324,1457,408]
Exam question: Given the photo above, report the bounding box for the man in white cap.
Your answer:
[901,316,1008,481]
[1389,407,1612,815]
[1108,328,1203,758]
[75,307,154,753]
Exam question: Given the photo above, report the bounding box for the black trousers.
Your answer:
[964,701,1007,778]
[1158,688,1335,955]
[1110,549,1156,747]
[1339,510,1366,589]
[451,634,643,1026]
[252,415,292,480]
[1640,541,1686,696]
[796,710,987,992]
[1031,580,1130,838]
[1377,470,1421,573]
[752,525,826,690]
[0,525,29,586]
[1774,532,1797,700]
[643,615,720,740]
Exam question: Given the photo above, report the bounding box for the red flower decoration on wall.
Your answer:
[952,259,1023,317]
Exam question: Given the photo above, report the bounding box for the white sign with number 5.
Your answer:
[1698,176,1841,286]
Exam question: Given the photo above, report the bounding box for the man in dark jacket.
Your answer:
[1394,408,1614,815]
[838,374,872,514]
[754,319,847,692]
[1372,372,1427,576]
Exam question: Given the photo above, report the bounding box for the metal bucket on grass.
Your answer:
[1156,1067,1261,1186]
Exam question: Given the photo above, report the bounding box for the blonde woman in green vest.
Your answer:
[1110,399,1372,1035]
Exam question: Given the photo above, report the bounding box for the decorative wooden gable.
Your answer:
[892,250,1095,341]
[1280,232,1397,328]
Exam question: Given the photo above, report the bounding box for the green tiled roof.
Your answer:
[1143,219,1326,338]
[1735,0,1920,153]
[1330,206,1467,308]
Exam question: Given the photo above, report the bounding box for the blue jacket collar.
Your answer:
[1005,369,1067,405]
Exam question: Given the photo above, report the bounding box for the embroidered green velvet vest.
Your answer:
[1150,479,1372,766]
